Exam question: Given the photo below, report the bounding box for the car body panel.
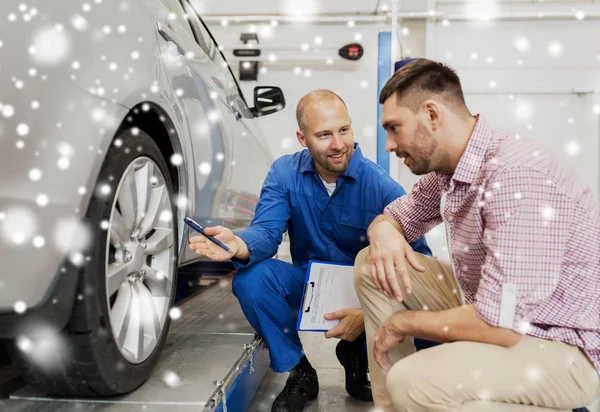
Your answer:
[0,0,274,320]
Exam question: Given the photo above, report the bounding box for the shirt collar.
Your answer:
[452,115,493,185]
[299,142,363,181]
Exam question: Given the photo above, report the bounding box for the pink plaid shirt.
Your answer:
[384,115,600,372]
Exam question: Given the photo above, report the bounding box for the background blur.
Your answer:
[200,0,600,260]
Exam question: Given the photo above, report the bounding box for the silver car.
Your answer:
[0,0,284,396]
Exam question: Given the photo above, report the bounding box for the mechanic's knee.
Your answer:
[232,260,275,300]
[353,246,372,294]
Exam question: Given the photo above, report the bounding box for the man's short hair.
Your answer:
[379,59,470,116]
[296,90,348,133]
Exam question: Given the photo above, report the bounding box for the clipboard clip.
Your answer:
[303,281,315,313]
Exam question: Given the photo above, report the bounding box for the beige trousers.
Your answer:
[353,247,600,412]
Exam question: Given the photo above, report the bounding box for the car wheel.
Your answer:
[9,129,179,396]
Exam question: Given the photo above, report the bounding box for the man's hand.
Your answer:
[189,226,241,261]
[324,309,365,341]
[367,218,425,302]
[373,312,406,371]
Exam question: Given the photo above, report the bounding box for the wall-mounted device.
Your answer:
[338,43,364,61]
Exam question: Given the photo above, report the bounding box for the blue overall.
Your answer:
[232,144,431,373]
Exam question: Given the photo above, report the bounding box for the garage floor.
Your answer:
[247,332,373,412]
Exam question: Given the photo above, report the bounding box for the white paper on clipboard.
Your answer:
[296,261,361,332]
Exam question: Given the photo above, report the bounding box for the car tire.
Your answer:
[9,129,179,396]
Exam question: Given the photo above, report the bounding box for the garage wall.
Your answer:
[207,21,426,162]
[207,10,600,262]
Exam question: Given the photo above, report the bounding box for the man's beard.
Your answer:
[399,125,437,175]
[308,145,354,174]
[318,146,353,173]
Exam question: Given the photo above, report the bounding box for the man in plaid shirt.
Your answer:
[354,58,600,411]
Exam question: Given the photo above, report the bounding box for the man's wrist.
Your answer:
[391,311,410,337]
[234,236,250,261]
[367,214,402,240]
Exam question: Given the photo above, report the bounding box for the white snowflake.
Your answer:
[170,153,183,166]
[513,36,531,53]
[547,41,563,57]
[2,104,15,118]
[71,15,89,31]
[32,235,45,248]
[14,301,27,314]
[207,110,219,123]
[16,336,33,353]
[29,168,42,181]
[198,162,211,176]
[162,371,183,389]
[36,194,49,207]
[57,157,70,170]
[99,184,111,195]
[159,210,172,223]
[53,217,91,255]
[169,307,182,320]
[31,26,71,66]
[525,364,542,381]
[565,140,580,156]
[16,123,29,136]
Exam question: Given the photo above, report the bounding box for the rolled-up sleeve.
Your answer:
[383,173,444,243]
[475,168,573,334]
[234,162,290,269]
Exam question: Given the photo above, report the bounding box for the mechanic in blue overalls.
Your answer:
[189,89,431,412]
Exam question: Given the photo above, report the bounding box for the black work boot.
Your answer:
[271,356,319,412]
[335,334,372,401]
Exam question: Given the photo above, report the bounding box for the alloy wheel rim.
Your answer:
[104,157,175,364]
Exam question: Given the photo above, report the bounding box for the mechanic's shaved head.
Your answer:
[296,90,348,134]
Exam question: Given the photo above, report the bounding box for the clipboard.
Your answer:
[295,260,360,332]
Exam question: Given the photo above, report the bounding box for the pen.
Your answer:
[184,217,233,253]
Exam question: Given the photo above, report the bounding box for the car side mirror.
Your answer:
[251,86,285,117]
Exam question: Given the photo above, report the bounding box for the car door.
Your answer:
[181,1,272,231]
[155,0,236,262]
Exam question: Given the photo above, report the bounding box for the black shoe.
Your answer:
[336,338,373,402]
[271,366,319,412]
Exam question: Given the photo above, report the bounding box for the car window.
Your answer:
[158,0,194,40]
[180,0,215,59]
[181,0,250,108]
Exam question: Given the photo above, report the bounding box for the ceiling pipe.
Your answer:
[202,10,600,24]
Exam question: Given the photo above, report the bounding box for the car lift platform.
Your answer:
[0,278,268,412]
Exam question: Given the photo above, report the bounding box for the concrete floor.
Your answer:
[248,331,374,412]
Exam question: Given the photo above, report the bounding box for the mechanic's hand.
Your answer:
[189,226,238,261]
[373,312,405,371]
[324,308,365,341]
[368,220,425,302]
